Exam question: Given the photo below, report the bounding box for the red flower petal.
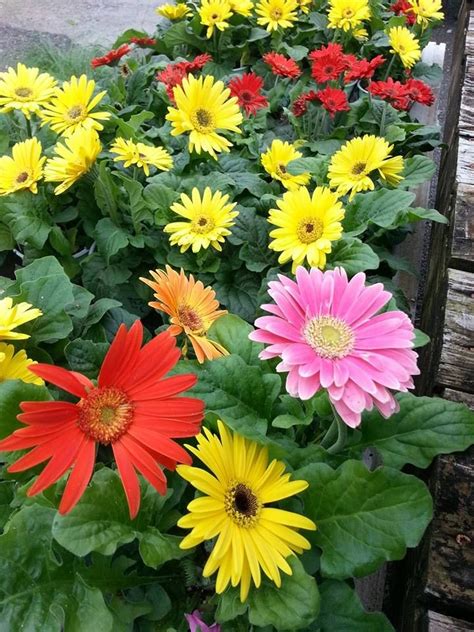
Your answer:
[18,401,79,425]
[119,435,167,494]
[113,440,141,519]
[59,438,97,514]
[129,373,197,400]
[29,365,93,398]
[26,437,84,496]
[127,426,192,464]
[98,321,143,388]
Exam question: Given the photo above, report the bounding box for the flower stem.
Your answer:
[383,55,395,81]
[321,403,348,454]
[24,115,33,138]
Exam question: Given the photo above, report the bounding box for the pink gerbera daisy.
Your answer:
[250,267,419,428]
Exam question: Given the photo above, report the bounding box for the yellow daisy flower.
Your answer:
[228,0,254,16]
[328,134,404,200]
[0,138,45,196]
[166,74,243,159]
[0,63,56,118]
[408,0,444,28]
[296,0,312,13]
[268,186,344,272]
[110,137,173,176]
[261,139,310,191]
[0,343,43,385]
[199,0,233,38]
[40,74,110,137]
[140,266,229,363]
[0,297,42,341]
[177,421,316,602]
[256,0,298,31]
[156,3,192,19]
[388,26,421,68]
[164,187,238,253]
[327,0,370,31]
[44,128,102,195]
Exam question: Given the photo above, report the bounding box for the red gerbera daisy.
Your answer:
[390,0,416,25]
[157,55,213,101]
[314,86,351,117]
[91,44,131,68]
[344,55,386,83]
[263,52,301,79]
[130,36,157,47]
[186,53,213,72]
[405,78,435,106]
[291,90,319,116]
[369,77,411,111]
[0,321,204,518]
[309,43,346,84]
[228,73,269,115]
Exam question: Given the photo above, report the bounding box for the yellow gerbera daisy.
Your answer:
[166,74,243,159]
[408,0,444,28]
[327,0,371,31]
[255,0,298,31]
[0,343,43,385]
[156,3,192,19]
[328,134,404,199]
[164,187,238,253]
[268,186,344,272]
[0,138,45,196]
[178,421,316,601]
[296,0,312,13]
[40,74,110,137]
[199,0,233,38]
[44,128,102,195]
[110,137,173,176]
[261,139,310,191]
[388,26,421,68]
[228,0,254,16]
[0,297,42,341]
[140,266,229,363]
[0,63,56,118]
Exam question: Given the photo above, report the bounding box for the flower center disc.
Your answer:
[225,482,261,528]
[270,8,283,19]
[351,161,367,176]
[16,171,29,184]
[67,105,85,121]
[304,315,354,359]
[77,386,134,444]
[296,216,324,244]
[191,108,215,133]
[15,87,33,99]
[177,304,205,333]
[343,7,354,17]
[191,214,215,234]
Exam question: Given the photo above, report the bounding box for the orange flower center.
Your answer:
[177,304,205,333]
[304,315,354,359]
[225,481,261,528]
[77,386,134,444]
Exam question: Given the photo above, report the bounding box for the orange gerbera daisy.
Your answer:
[140,266,229,364]
[0,321,204,518]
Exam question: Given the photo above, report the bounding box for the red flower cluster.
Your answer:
[314,87,351,117]
[405,78,435,106]
[344,55,385,83]
[369,77,435,110]
[156,54,212,101]
[91,44,131,69]
[228,73,269,116]
[291,90,318,117]
[130,36,157,47]
[390,0,416,25]
[309,43,346,83]
[263,52,301,79]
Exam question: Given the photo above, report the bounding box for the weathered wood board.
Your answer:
[427,611,474,631]
[452,183,474,264]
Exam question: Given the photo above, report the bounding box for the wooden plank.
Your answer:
[437,268,474,391]
[466,12,474,57]
[456,136,474,187]
[444,387,474,409]
[451,183,474,264]
[426,611,474,631]
[458,57,474,137]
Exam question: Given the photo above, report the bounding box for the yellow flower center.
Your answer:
[296,216,324,244]
[351,161,367,176]
[270,7,283,19]
[225,481,261,528]
[67,105,86,122]
[177,304,205,333]
[342,7,354,17]
[77,386,134,444]
[303,315,354,359]
[15,87,33,99]
[16,171,30,184]
[191,108,215,133]
[191,214,215,234]
[398,44,406,52]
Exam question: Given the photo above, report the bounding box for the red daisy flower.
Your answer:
[263,52,301,79]
[369,78,411,111]
[157,55,212,101]
[309,43,346,84]
[228,73,269,115]
[344,55,386,83]
[291,90,319,116]
[390,0,416,25]
[186,53,213,72]
[130,36,157,47]
[405,78,435,106]
[0,321,204,518]
[91,44,131,68]
[314,87,351,117]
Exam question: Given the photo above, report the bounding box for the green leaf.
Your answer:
[95,218,130,264]
[229,207,275,272]
[298,460,433,578]
[64,339,109,377]
[143,183,179,226]
[163,21,205,50]
[327,238,379,275]
[0,380,51,439]
[405,206,448,224]
[212,270,261,321]
[0,223,14,250]
[344,189,416,235]
[215,589,247,623]
[413,328,430,348]
[208,314,263,365]
[400,155,436,188]
[0,193,52,249]
[0,481,15,529]
[412,61,443,86]
[345,393,474,470]
[315,580,394,631]
[94,162,119,219]
[138,529,186,569]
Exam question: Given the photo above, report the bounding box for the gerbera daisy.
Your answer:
[166,74,243,159]
[157,3,192,19]
[228,73,268,116]
[344,55,385,82]
[140,266,229,363]
[292,94,309,117]
[177,421,316,601]
[0,138,45,196]
[198,0,233,38]
[0,321,204,517]
[390,0,416,25]
[164,187,238,253]
[405,78,435,106]
[110,137,173,176]
[261,139,310,190]
[369,78,411,110]
[44,128,102,195]
[157,56,212,102]
[91,44,131,69]
[327,134,404,199]
[40,74,111,137]
[262,52,301,79]
[130,36,157,47]
[228,0,254,16]
[296,0,312,13]
[0,63,56,118]
[327,0,371,31]
[0,343,43,385]
[409,0,444,27]
[309,43,346,84]
[268,186,344,272]
[250,267,419,427]
[314,87,350,117]
[186,53,213,72]
[0,297,42,341]
[388,26,421,69]
[185,611,220,632]
[255,0,298,32]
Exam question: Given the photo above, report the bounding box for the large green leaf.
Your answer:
[344,393,474,469]
[298,460,433,578]
[64,339,109,377]
[326,238,379,275]
[0,193,53,249]
[0,380,51,439]
[400,155,436,188]
[94,218,130,264]
[229,207,276,273]
[344,189,416,235]
[207,314,266,367]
